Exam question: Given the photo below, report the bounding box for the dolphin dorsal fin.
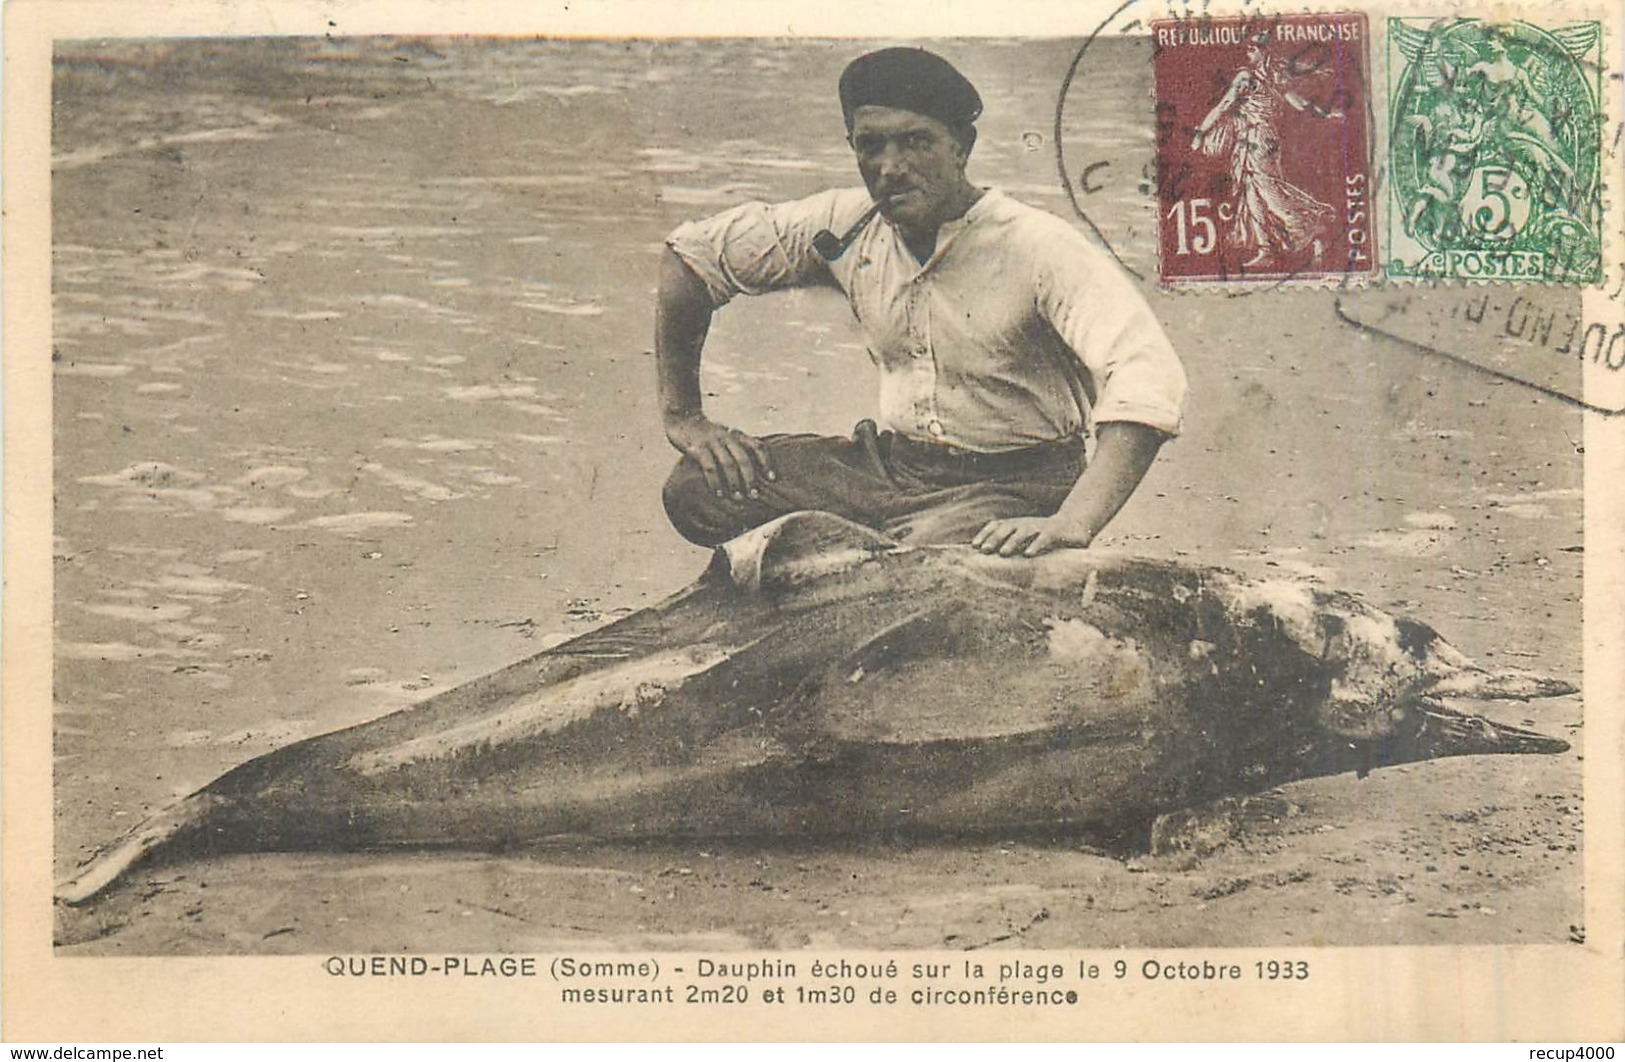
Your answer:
[721,512,905,593]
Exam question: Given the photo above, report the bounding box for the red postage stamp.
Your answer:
[1152,13,1376,285]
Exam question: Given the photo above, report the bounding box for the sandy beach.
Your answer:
[50,36,1583,954]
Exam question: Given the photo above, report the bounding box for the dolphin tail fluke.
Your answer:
[55,795,215,907]
[1413,704,1571,757]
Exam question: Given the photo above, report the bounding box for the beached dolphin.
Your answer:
[56,512,1575,906]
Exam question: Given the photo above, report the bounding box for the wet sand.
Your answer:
[51,38,1582,953]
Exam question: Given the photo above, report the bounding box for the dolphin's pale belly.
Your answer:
[57,513,1575,906]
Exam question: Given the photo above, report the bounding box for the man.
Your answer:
[658,47,1186,556]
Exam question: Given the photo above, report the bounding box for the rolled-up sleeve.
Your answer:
[665,190,860,309]
[1036,227,1187,436]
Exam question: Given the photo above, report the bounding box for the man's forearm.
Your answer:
[655,248,776,496]
[656,248,715,426]
[1052,421,1168,544]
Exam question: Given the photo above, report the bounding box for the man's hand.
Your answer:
[666,413,776,500]
[972,514,1094,557]
[971,422,1169,559]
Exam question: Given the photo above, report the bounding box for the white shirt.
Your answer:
[667,187,1186,453]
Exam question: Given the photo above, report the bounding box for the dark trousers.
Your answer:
[662,420,1085,547]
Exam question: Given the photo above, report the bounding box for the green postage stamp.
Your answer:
[1386,17,1603,283]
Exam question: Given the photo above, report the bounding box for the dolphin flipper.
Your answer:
[722,512,905,593]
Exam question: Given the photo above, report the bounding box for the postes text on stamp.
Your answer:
[1386,18,1603,284]
[1152,13,1375,285]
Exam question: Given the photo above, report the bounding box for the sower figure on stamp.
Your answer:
[658,47,1187,557]
[1189,28,1341,269]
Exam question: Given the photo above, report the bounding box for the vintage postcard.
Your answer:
[4,0,1623,1043]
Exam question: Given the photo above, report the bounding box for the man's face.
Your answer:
[848,105,970,234]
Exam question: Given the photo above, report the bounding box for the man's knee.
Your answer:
[662,458,733,547]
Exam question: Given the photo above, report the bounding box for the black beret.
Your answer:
[839,47,983,132]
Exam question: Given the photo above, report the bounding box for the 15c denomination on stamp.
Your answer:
[1386,17,1604,283]
[1152,13,1375,285]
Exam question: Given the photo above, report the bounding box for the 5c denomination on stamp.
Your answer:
[1152,13,1376,285]
[1386,18,1603,283]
